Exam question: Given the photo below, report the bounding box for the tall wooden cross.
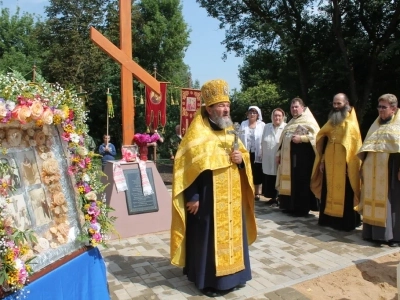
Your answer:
[90,0,160,145]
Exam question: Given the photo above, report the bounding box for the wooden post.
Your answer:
[90,0,160,145]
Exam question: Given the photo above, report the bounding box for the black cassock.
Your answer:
[279,141,319,216]
[183,169,252,290]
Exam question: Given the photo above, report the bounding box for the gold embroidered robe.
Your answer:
[276,107,320,195]
[170,107,257,276]
[310,108,362,217]
[357,110,400,227]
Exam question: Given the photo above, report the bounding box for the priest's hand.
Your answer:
[230,150,243,164]
[186,201,199,215]
[292,135,302,144]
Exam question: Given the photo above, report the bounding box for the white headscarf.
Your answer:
[248,105,263,121]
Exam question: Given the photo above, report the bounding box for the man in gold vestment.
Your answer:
[311,93,362,231]
[170,79,257,297]
[276,98,320,216]
[358,94,400,247]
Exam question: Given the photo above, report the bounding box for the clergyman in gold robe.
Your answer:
[310,93,362,231]
[170,79,257,297]
[276,98,320,216]
[358,93,400,247]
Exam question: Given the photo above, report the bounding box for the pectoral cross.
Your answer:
[227,122,243,151]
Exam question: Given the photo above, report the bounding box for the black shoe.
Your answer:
[201,287,221,298]
[388,241,399,247]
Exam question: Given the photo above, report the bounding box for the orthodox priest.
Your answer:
[170,79,257,297]
[358,93,400,247]
[311,93,362,231]
[276,98,320,216]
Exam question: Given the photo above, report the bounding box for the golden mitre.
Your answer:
[201,79,230,107]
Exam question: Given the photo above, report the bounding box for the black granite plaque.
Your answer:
[123,168,159,215]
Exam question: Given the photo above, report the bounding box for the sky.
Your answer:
[2,0,243,91]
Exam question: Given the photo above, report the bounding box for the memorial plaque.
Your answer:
[123,168,159,215]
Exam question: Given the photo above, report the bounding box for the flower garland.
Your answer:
[0,72,115,292]
[0,162,34,293]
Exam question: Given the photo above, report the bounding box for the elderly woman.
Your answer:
[358,94,400,247]
[239,106,265,200]
[261,108,287,206]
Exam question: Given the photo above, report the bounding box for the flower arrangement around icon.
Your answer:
[0,71,116,292]
[0,162,36,294]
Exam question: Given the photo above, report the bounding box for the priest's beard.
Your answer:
[210,110,233,129]
[328,105,350,126]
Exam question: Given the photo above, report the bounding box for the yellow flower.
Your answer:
[88,228,95,234]
[53,115,62,124]
[35,119,43,127]
[78,186,84,193]
[84,204,90,210]
[84,214,91,221]
[64,124,74,133]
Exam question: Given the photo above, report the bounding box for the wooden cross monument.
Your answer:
[90,0,160,145]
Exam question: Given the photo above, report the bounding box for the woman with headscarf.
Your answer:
[261,108,287,206]
[239,106,265,200]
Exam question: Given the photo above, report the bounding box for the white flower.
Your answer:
[5,100,15,111]
[70,133,80,144]
[14,258,23,270]
[82,174,90,182]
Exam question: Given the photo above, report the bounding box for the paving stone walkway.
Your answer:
[100,197,399,300]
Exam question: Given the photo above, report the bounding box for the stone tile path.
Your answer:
[100,198,399,300]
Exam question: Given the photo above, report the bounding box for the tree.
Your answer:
[38,0,112,92]
[230,81,288,124]
[196,0,400,125]
[0,5,43,76]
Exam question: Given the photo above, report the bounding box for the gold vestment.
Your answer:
[311,108,362,217]
[357,110,400,227]
[277,107,320,195]
[170,107,257,276]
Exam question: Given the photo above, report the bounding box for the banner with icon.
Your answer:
[180,88,202,136]
[145,82,168,130]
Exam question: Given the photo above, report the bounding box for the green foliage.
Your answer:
[197,0,400,130]
[230,81,288,124]
[0,5,43,76]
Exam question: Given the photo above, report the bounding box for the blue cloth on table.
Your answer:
[5,247,109,300]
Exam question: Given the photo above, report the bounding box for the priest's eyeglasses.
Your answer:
[377,105,389,110]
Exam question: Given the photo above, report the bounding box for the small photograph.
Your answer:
[0,156,22,190]
[7,194,31,231]
[15,151,41,186]
[29,188,52,227]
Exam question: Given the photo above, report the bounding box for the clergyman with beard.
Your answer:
[311,93,362,231]
[170,79,257,297]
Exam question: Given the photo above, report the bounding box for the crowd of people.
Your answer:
[170,78,400,297]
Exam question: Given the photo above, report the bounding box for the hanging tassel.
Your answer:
[140,94,144,105]
[107,89,114,118]
[170,95,175,105]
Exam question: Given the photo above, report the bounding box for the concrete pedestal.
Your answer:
[103,161,171,239]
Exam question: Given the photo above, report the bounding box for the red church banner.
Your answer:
[145,82,168,130]
[180,88,202,136]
